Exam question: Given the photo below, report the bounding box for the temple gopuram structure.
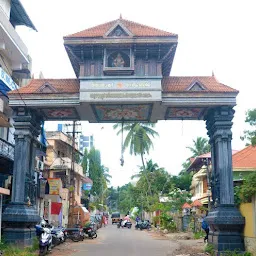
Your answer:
[4,17,244,252]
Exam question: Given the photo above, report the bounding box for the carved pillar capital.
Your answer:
[205,106,234,142]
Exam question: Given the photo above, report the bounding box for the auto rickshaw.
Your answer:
[111,212,120,224]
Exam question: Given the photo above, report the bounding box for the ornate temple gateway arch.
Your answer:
[4,17,244,251]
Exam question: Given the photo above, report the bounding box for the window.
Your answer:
[107,51,130,68]
[103,48,134,75]
[196,181,202,196]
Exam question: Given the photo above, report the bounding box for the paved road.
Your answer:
[70,224,178,256]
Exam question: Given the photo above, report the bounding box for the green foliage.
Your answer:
[168,188,192,212]
[81,147,111,207]
[159,212,177,232]
[31,237,39,251]
[81,147,88,174]
[204,244,215,255]
[234,186,242,206]
[187,137,211,158]
[114,123,159,195]
[239,172,256,203]
[0,241,37,256]
[113,122,159,157]
[194,230,205,239]
[89,202,96,211]
[170,172,192,191]
[222,250,252,256]
[241,109,256,145]
[152,216,160,226]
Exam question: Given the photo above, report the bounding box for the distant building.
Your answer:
[79,134,94,153]
[41,131,91,227]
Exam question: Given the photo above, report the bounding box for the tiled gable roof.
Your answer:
[64,18,176,38]
[8,76,237,95]
[8,79,79,94]
[232,145,256,169]
[162,76,238,93]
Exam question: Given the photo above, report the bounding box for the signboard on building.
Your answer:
[80,78,162,102]
[48,178,61,195]
[0,67,19,92]
[82,183,92,191]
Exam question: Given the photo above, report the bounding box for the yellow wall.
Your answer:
[240,203,254,237]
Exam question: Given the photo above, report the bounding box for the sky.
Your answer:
[17,0,256,187]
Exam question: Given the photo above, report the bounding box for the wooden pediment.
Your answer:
[186,81,206,91]
[36,83,58,93]
[104,21,133,38]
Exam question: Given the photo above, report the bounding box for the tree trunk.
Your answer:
[141,153,152,195]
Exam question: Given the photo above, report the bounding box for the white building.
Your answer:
[0,0,36,226]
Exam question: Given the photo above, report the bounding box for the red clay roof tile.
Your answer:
[8,76,237,95]
[64,18,176,38]
[162,76,238,93]
[182,203,192,209]
[191,200,202,207]
[8,79,79,94]
[232,145,256,169]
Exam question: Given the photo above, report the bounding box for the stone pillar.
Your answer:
[2,107,42,246]
[205,106,245,252]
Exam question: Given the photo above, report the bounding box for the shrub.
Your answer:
[152,216,160,227]
[159,212,177,232]
[204,244,214,256]
[194,230,205,239]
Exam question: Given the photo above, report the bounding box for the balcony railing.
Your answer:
[0,138,14,161]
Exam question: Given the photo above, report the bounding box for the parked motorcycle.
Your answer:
[138,220,151,231]
[51,227,65,245]
[83,225,97,239]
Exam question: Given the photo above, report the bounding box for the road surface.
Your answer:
[61,224,178,256]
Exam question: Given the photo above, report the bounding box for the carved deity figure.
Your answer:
[113,53,125,67]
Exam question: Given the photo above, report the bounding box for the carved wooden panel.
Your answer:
[149,60,157,76]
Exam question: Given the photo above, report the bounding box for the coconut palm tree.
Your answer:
[187,137,211,157]
[113,122,159,194]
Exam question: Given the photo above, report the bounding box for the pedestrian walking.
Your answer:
[202,212,209,243]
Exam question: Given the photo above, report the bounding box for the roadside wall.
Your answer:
[240,196,256,255]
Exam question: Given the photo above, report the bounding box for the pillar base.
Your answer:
[2,202,40,246]
[207,205,245,252]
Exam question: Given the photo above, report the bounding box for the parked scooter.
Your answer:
[51,227,65,245]
[139,220,152,231]
[38,221,53,256]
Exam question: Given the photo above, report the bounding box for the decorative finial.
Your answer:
[119,13,122,19]
[212,70,215,77]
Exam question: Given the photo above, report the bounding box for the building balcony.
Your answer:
[49,157,84,177]
[0,7,30,73]
[0,138,14,174]
[0,138,14,161]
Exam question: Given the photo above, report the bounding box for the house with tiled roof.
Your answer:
[186,147,256,207]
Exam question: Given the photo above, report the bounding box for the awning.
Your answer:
[10,0,37,31]
[0,67,19,95]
